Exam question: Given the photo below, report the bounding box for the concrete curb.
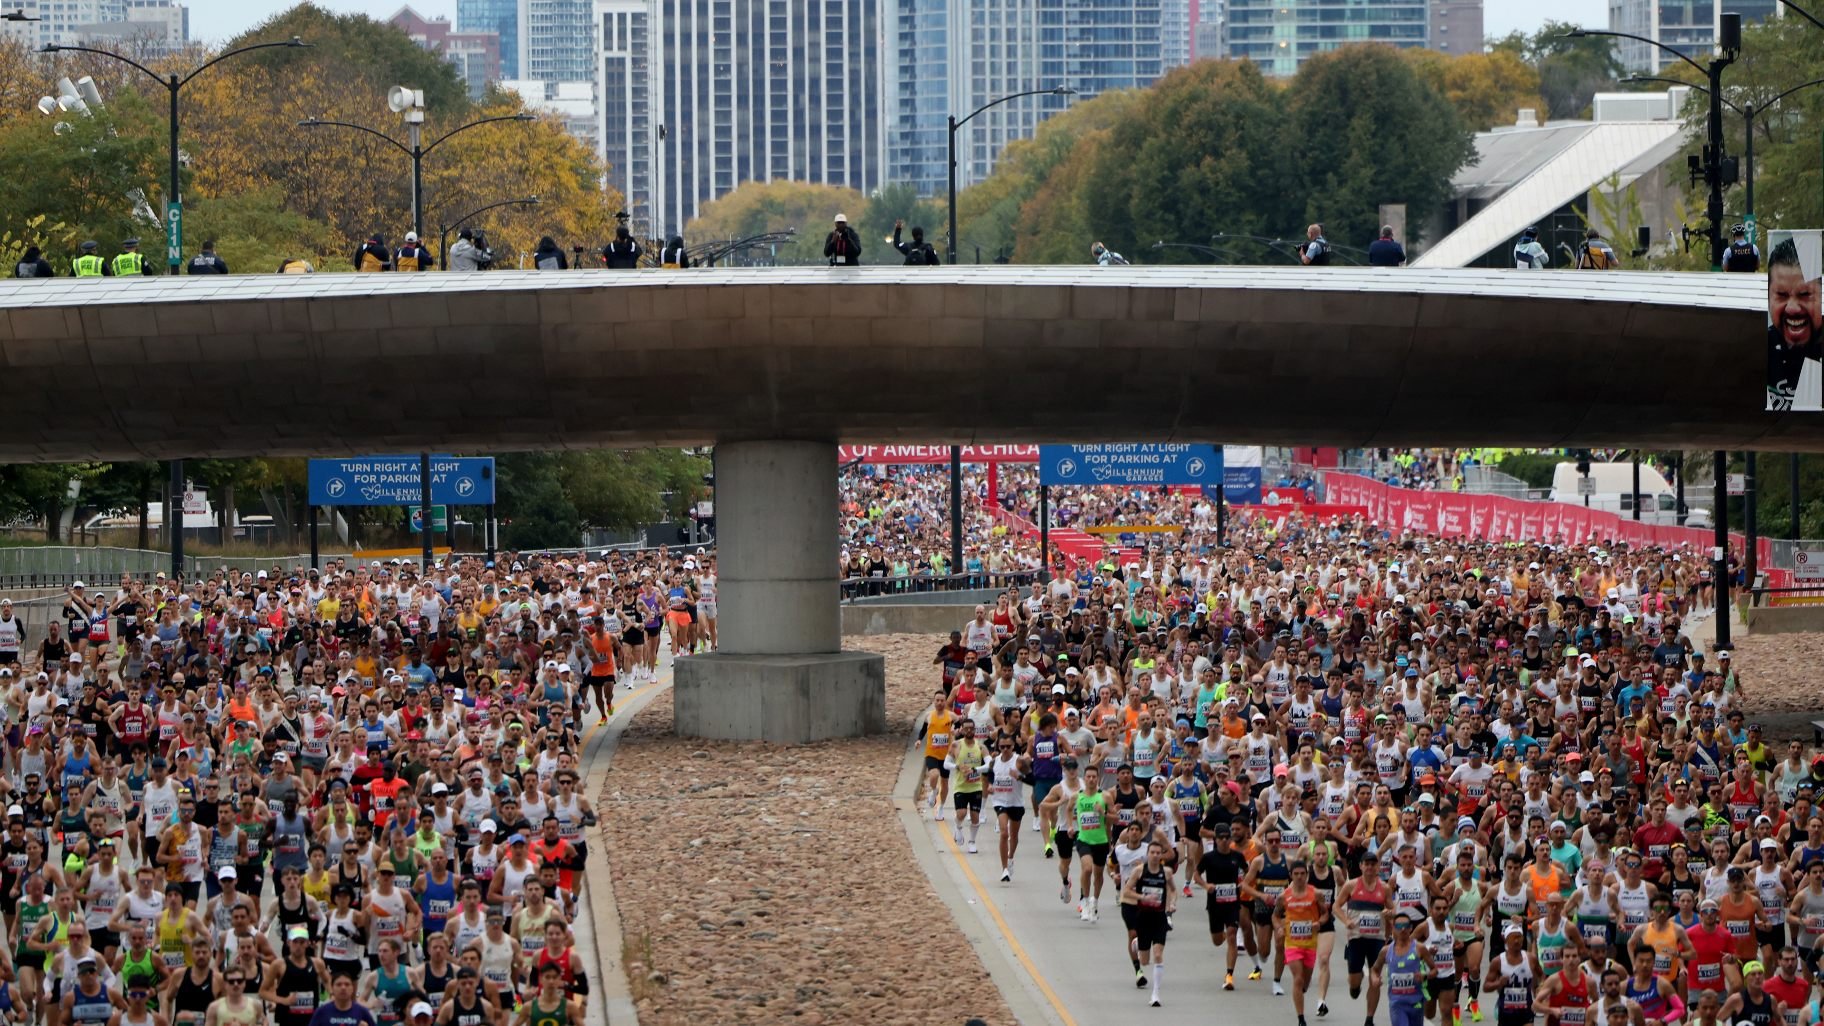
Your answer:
[583,670,672,1026]
[891,737,1066,1026]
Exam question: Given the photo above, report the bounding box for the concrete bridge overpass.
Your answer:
[0,266,1797,461]
[0,266,1792,742]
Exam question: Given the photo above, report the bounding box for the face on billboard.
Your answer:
[1766,230,1824,413]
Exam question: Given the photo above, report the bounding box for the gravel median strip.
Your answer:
[599,634,1016,1026]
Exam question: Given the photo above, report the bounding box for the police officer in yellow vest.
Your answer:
[71,240,105,278]
[109,238,153,277]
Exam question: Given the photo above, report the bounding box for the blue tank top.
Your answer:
[420,873,456,934]
[1030,731,1061,781]
[372,964,412,1024]
[61,750,90,796]
[1387,943,1425,1005]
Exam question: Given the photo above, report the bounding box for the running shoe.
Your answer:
[1469,1000,1481,1022]
[1150,997,1161,1008]
[1031,820,1040,832]
[1078,903,1088,921]
[1249,967,1263,981]
[1452,1008,1462,1026]
[1043,843,1054,858]
[1135,967,1147,988]
[1224,972,1234,991]
[1000,868,1010,882]
[1089,905,1099,923]
[1060,885,1070,904]
[1273,981,1285,996]
[1317,1001,1329,1017]
[933,808,945,822]
[965,841,977,854]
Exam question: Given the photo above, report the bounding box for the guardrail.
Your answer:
[1752,584,1824,606]
[840,570,1042,602]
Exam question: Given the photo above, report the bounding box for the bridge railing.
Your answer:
[840,570,1041,602]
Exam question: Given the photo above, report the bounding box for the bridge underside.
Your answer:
[0,266,1798,461]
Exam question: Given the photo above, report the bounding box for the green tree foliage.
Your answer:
[495,454,581,551]
[682,180,865,265]
[559,450,709,531]
[1287,46,1473,250]
[1490,21,1624,120]
[1401,48,1547,131]
[0,91,165,263]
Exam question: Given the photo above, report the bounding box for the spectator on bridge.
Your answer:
[448,229,487,272]
[533,235,569,270]
[186,240,228,275]
[1575,228,1618,269]
[277,257,314,273]
[394,232,434,271]
[109,238,152,276]
[1299,223,1332,265]
[1090,241,1127,266]
[1513,226,1548,269]
[71,241,104,277]
[825,213,862,266]
[354,233,391,272]
[603,225,643,269]
[13,245,52,278]
[892,220,940,266]
[660,235,688,268]
[1367,226,1405,267]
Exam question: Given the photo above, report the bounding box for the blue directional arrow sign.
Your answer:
[308,456,495,506]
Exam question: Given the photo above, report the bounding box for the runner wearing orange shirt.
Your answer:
[1275,861,1327,1026]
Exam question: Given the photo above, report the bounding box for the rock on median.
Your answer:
[599,635,1015,1026]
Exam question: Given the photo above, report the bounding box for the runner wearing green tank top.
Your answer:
[1073,767,1111,923]
[519,964,577,1026]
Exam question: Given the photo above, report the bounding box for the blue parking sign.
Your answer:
[308,456,495,506]
[1039,445,1221,486]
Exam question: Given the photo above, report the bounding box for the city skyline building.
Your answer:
[1607,0,1780,73]
[390,6,502,99]
[2,0,188,51]
[885,0,1162,196]
[594,0,656,235]
[457,0,520,77]
[1222,0,1432,76]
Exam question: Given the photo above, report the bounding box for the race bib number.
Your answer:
[1290,920,1314,939]
[1213,884,1238,902]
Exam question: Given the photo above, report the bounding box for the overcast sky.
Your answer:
[188,0,1602,50]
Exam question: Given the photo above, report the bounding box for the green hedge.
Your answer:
[1498,454,1563,489]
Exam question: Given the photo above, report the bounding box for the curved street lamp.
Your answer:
[300,97,536,241]
[1624,73,1824,220]
[946,85,1075,265]
[42,36,312,269]
[696,229,797,267]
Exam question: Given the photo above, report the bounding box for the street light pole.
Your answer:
[299,109,536,244]
[42,35,310,583]
[946,85,1075,265]
[1569,20,1737,268]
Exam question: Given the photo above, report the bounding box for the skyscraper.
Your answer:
[1608,0,1779,73]
[391,6,503,99]
[885,0,1162,196]
[1223,0,1430,75]
[595,0,655,232]
[645,0,885,233]
[458,0,520,77]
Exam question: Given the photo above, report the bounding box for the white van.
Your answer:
[1547,461,1712,528]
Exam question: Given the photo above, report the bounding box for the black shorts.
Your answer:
[1132,909,1170,947]
[326,957,363,983]
[0,652,17,665]
[996,805,1025,822]
[1758,924,1787,950]
[1080,840,1110,867]
[1429,974,1460,997]
[953,791,983,812]
[1209,901,1241,931]
[1053,830,1075,860]
[92,928,119,952]
[621,629,644,647]
[1346,937,1386,975]
[924,756,950,779]
[178,881,200,906]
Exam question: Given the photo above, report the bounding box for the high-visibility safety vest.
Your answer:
[111,252,144,276]
[73,254,105,277]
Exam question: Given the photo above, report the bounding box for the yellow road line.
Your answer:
[932,815,1081,1026]
[582,677,667,747]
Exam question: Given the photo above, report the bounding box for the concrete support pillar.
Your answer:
[675,441,885,743]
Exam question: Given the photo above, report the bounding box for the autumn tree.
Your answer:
[1402,48,1547,131]
[682,180,865,265]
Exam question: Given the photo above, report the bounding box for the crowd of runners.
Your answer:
[0,546,716,1026]
[913,511,1794,1022]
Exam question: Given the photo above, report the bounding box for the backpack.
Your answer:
[1514,245,1538,269]
[905,243,938,267]
[358,247,386,273]
[1578,245,1611,270]
[396,248,421,272]
[536,251,562,271]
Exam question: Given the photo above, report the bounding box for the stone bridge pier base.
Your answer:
[674,440,886,743]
